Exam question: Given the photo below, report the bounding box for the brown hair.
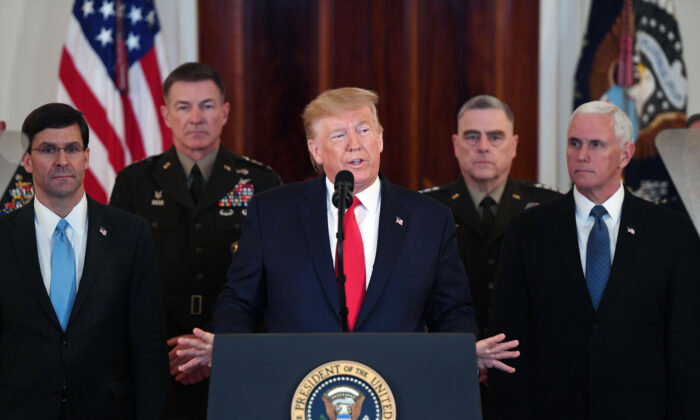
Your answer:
[163,62,225,101]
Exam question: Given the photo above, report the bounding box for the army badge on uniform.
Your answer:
[219,184,254,208]
[1,181,34,214]
[291,360,396,420]
[151,190,164,206]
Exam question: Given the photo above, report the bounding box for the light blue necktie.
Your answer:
[586,205,610,310]
[50,219,77,330]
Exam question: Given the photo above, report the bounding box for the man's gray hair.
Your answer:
[570,101,633,146]
[457,95,514,127]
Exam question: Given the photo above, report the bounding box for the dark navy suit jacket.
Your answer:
[0,197,167,420]
[489,190,700,420]
[213,174,478,334]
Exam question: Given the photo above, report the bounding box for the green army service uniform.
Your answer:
[0,166,33,215]
[109,145,281,420]
[422,176,561,337]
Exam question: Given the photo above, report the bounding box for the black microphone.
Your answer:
[332,170,354,332]
[332,170,354,209]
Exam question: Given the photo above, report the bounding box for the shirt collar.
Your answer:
[465,177,507,206]
[34,193,88,236]
[325,175,381,213]
[175,146,219,181]
[573,182,624,223]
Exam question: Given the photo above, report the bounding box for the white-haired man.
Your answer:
[488,101,700,419]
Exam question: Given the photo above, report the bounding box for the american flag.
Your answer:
[57,0,172,202]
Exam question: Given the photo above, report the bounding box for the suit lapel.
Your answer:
[152,147,194,209]
[448,178,485,238]
[355,176,407,329]
[297,175,339,317]
[559,193,596,315]
[69,197,110,327]
[9,203,61,328]
[489,177,524,244]
[596,192,641,315]
[193,146,237,213]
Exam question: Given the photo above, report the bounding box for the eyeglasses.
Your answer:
[31,145,85,157]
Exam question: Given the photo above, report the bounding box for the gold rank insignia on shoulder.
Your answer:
[451,193,460,200]
[512,193,521,200]
[162,161,171,170]
[223,164,232,172]
[151,190,164,206]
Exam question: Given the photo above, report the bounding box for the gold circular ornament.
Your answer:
[291,360,396,420]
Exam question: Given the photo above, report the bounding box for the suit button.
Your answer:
[62,340,69,347]
[151,221,159,229]
[591,324,600,334]
[194,273,204,281]
[487,258,496,265]
[235,223,240,229]
[194,247,204,255]
[194,222,203,230]
[488,282,494,290]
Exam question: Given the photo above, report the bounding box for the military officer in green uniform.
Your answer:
[423,95,560,416]
[109,63,281,420]
[423,95,561,340]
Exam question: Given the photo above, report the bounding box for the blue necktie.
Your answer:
[586,205,610,310]
[50,219,77,330]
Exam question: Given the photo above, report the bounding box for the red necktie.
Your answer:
[336,196,366,331]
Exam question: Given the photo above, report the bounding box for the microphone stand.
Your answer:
[335,186,350,333]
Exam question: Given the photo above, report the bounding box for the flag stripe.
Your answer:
[63,17,126,143]
[139,48,172,151]
[83,168,108,204]
[59,1,171,203]
[127,61,166,157]
[120,93,147,161]
[56,82,115,202]
[59,48,126,171]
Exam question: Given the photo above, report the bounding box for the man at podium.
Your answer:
[174,88,519,379]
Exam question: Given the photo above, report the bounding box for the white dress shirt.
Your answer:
[573,182,624,274]
[326,176,381,290]
[34,194,89,294]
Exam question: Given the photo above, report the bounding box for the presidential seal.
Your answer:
[291,360,396,420]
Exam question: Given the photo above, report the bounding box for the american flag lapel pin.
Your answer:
[395,216,404,226]
[626,226,635,235]
[99,226,108,236]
